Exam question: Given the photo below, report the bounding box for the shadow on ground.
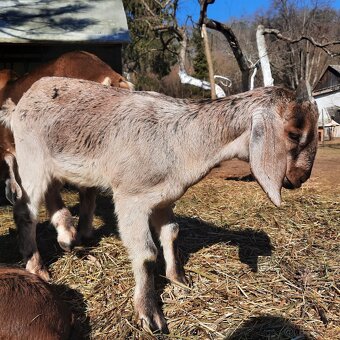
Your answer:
[226,315,312,339]
[53,283,91,339]
[224,174,255,182]
[0,191,274,338]
[0,192,272,274]
[177,215,273,273]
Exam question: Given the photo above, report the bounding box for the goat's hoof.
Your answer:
[36,268,51,282]
[139,312,169,335]
[77,227,94,244]
[58,240,75,252]
[28,266,51,282]
[167,270,191,287]
[5,179,22,205]
[57,227,77,252]
[136,300,169,334]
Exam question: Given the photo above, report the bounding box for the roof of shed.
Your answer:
[329,65,340,74]
[0,0,129,44]
[313,64,340,96]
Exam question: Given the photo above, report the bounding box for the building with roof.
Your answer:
[313,65,340,140]
[0,0,129,74]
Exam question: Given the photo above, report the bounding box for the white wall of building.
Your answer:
[314,90,340,138]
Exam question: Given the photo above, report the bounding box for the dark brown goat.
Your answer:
[0,50,133,174]
[0,52,134,273]
[0,267,73,340]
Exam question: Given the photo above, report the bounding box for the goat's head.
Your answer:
[249,82,318,207]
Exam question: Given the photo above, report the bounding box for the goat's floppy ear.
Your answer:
[249,109,287,207]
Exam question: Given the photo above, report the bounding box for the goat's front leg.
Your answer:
[115,197,169,334]
[151,206,188,285]
[45,181,77,252]
[77,186,96,241]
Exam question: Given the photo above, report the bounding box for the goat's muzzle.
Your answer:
[283,176,301,189]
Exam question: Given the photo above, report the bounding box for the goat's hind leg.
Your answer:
[77,186,96,241]
[45,180,77,252]
[4,153,22,204]
[151,206,188,285]
[13,173,50,281]
[115,196,169,334]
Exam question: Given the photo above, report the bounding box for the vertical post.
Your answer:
[201,24,216,100]
[322,108,325,145]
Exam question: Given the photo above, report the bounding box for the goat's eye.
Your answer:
[288,132,301,143]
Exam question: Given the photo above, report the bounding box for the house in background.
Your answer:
[313,65,340,141]
[0,0,129,75]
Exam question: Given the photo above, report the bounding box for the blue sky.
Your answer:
[177,0,340,24]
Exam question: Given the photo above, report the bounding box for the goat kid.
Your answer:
[1,77,318,333]
[0,52,134,270]
[0,267,74,340]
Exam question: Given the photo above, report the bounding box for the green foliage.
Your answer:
[192,27,209,80]
[122,0,178,79]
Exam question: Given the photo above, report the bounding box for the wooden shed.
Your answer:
[313,65,340,141]
[0,0,129,75]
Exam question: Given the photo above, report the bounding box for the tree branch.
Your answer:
[198,0,215,26]
[203,18,252,91]
[263,28,340,57]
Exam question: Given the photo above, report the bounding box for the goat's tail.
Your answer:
[0,98,16,128]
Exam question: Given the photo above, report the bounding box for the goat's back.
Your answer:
[10,77,191,190]
[0,267,73,340]
[46,51,127,87]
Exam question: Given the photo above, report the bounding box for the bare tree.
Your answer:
[198,0,256,91]
[259,0,340,88]
[256,25,274,87]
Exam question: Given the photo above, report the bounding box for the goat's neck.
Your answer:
[175,98,252,183]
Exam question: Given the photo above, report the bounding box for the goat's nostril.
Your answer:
[283,177,295,189]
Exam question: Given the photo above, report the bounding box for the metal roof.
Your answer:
[329,65,340,74]
[0,0,129,44]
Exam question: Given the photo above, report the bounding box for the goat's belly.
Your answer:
[52,156,110,189]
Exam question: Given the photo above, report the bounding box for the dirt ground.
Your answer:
[207,139,340,190]
[0,139,338,339]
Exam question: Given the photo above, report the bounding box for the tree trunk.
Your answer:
[178,28,225,98]
[256,25,274,87]
[204,18,251,91]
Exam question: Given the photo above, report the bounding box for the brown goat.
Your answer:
[0,51,133,106]
[0,267,73,340]
[0,50,133,167]
[0,70,18,188]
[0,52,134,272]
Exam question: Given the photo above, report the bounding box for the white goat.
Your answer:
[1,77,318,333]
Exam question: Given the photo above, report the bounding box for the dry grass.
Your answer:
[0,147,339,339]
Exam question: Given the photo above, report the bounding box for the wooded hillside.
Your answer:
[122,0,340,97]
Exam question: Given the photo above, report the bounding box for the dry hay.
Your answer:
[0,166,339,339]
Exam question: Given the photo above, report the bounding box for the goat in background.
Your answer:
[0,77,318,333]
[0,267,74,339]
[0,52,134,265]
